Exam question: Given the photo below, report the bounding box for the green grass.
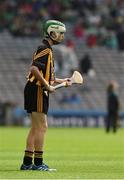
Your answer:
[0,127,124,179]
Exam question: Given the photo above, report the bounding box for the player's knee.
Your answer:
[34,124,48,133]
[41,123,48,133]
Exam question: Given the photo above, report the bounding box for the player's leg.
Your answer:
[31,112,48,166]
[113,115,117,133]
[31,112,56,171]
[106,115,110,133]
[20,112,48,170]
[26,114,35,151]
[20,114,35,170]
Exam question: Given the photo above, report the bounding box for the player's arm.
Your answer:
[30,65,55,92]
[55,78,72,86]
[31,47,55,92]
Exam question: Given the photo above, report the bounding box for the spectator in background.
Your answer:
[53,43,78,77]
[69,93,81,104]
[48,0,61,20]
[104,31,118,49]
[86,33,97,48]
[106,80,120,133]
[66,39,75,49]
[73,20,85,44]
[0,101,6,125]
[79,53,96,78]
[60,92,81,104]
[116,25,124,51]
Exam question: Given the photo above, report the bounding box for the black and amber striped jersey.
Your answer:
[27,39,55,86]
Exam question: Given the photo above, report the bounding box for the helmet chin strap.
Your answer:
[52,40,60,45]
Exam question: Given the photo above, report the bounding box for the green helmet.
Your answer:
[43,20,66,38]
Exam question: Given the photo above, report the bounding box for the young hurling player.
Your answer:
[20,20,72,171]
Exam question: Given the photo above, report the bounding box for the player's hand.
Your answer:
[48,85,55,92]
[45,84,55,92]
[64,78,72,87]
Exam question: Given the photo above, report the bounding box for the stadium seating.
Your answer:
[0,30,124,114]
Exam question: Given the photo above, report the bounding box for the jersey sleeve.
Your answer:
[32,46,50,72]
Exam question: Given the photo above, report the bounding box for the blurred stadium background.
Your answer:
[0,0,124,127]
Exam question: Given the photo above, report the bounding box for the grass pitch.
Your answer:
[0,126,124,179]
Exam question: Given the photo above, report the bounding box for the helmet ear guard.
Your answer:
[49,31,59,41]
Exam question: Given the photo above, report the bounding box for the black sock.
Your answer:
[34,151,43,166]
[23,150,33,165]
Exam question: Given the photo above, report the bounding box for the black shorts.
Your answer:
[24,81,49,114]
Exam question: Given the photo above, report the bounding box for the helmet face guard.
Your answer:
[43,20,66,43]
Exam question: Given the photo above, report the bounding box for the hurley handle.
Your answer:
[54,82,67,89]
